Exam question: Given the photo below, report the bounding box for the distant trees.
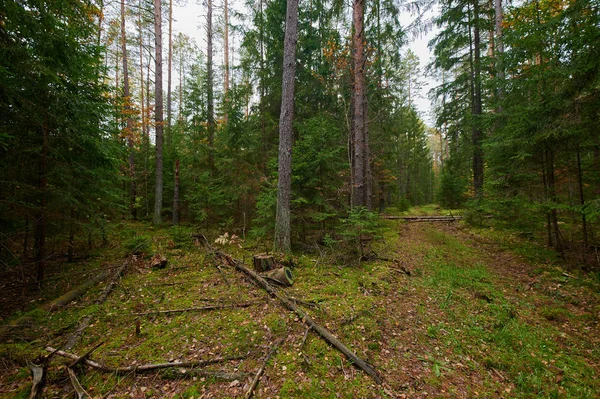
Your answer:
[432,0,600,254]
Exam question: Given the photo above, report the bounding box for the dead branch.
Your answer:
[68,341,104,368]
[67,368,90,399]
[161,368,249,381]
[44,270,110,311]
[46,347,244,374]
[133,302,258,316]
[64,261,129,350]
[244,337,285,399]
[214,251,382,385]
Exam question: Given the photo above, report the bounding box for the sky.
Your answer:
[172,2,438,125]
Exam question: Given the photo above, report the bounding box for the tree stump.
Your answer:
[252,254,274,272]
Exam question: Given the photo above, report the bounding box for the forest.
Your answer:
[1,0,599,397]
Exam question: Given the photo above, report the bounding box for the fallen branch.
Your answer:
[214,251,382,385]
[67,368,90,399]
[244,337,285,399]
[161,368,249,381]
[44,270,110,311]
[133,302,258,316]
[46,347,243,374]
[64,261,129,350]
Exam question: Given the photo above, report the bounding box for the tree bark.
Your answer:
[207,0,215,172]
[472,0,484,199]
[274,0,299,253]
[223,0,229,124]
[494,0,504,111]
[352,0,368,208]
[34,124,48,284]
[172,159,180,225]
[153,0,164,225]
[122,0,137,219]
[167,0,173,145]
[576,146,588,248]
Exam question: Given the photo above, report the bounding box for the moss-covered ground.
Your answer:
[1,219,599,398]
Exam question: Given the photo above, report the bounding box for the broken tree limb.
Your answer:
[161,368,250,381]
[133,302,258,316]
[262,267,293,286]
[214,251,382,385]
[44,270,110,311]
[45,347,243,374]
[244,337,285,399]
[64,261,129,350]
[67,368,90,399]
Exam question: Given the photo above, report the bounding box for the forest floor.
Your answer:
[1,215,599,398]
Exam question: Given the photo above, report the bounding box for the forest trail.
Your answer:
[1,221,599,398]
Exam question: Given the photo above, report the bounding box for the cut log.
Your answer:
[214,251,382,385]
[262,267,293,286]
[45,347,243,374]
[252,254,274,272]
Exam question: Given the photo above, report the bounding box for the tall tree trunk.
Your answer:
[207,0,215,172]
[122,0,137,219]
[172,159,180,226]
[223,0,229,124]
[576,146,588,248]
[470,0,484,199]
[494,0,504,111]
[167,0,173,147]
[153,0,164,225]
[34,124,48,284]
[546,148,563,255]
[352,0,367,208]
[274,0,300,253]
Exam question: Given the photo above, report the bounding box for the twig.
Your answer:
[46,347,243,374]
[133,302,258,316]
[68,341,105,368]
[244,337,285,399]
[67,368,90,399]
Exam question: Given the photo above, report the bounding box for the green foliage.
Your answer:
[338,207,382,258]
[123,231,152,255]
